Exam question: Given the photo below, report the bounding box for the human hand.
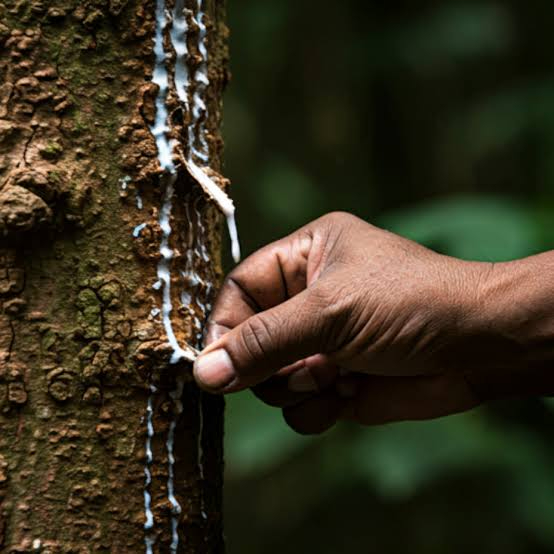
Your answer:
[192,212,552,433]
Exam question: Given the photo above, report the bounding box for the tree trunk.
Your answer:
[0,0,230,551]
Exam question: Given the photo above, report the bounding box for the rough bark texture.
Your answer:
[0,0,229,551]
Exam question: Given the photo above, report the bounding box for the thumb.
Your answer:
[193,286,334,393]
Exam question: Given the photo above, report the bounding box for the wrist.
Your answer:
[462,253,554,399]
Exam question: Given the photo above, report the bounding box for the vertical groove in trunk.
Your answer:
[0,0,230,551]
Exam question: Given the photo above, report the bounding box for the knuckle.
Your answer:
[319,211,376,241]
[322,211,354,225]
[307,279,334,305]
[307,280,360,350]
[312,212,367,267]
[238,315,275,364]
[309,280,347,319]
[319,211,366,233]
[224,274,261,313]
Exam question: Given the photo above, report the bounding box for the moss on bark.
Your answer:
[0,0,228,551]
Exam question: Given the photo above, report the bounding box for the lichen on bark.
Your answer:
[0,0,228,551]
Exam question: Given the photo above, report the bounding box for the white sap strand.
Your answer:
[157,173,197,364]
[204,281,213,313]
[133,223,147,238]
[151,0,175,173]
[144,2,204,551]
[166,376,185,553]
[145,536,156,554]
[194,199,211,264]
[189,1,210,163]
[181,265,201,289]
[119,175,143,210]
[175,201,210,521]
[144,1,241,546]
[151,0,197,365]
[180,205,203,302]
[119,175,131,191]
[227,213,241,264]
[178,0,241,263]
[157,179,193,366]
[190,204,210,520]
[191,202,212,331]
[144,386,157,553]
[170,0,190,112]
[180,291,192,307]
[179,204,212,345]
[184,159,241,263]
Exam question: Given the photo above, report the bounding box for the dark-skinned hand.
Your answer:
[193,212,554,434]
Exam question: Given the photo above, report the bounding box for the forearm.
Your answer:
[464,252,554,399]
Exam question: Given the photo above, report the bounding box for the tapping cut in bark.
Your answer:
[0,1,229,551]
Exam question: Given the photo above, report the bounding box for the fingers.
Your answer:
[283,391,344,435]
[203,229,314,348]
[252,355,339,407]
[193,284,333,392]
[267,372,480,436]
[341,373,479,426]
[193,224,323,392]
[194,214,361,393]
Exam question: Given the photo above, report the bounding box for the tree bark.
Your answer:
[0,0,229,551]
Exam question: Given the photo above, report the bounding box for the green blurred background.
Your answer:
[221,2,554,552]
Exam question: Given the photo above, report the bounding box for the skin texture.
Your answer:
[194,211,554,435]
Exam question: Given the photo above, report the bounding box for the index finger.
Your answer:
[204,226,315,346]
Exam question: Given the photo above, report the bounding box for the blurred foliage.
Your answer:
[382,196,540,260]
[222,1,554,552]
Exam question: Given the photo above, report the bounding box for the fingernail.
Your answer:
[194,349,235,391]
[288,368,318,393]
